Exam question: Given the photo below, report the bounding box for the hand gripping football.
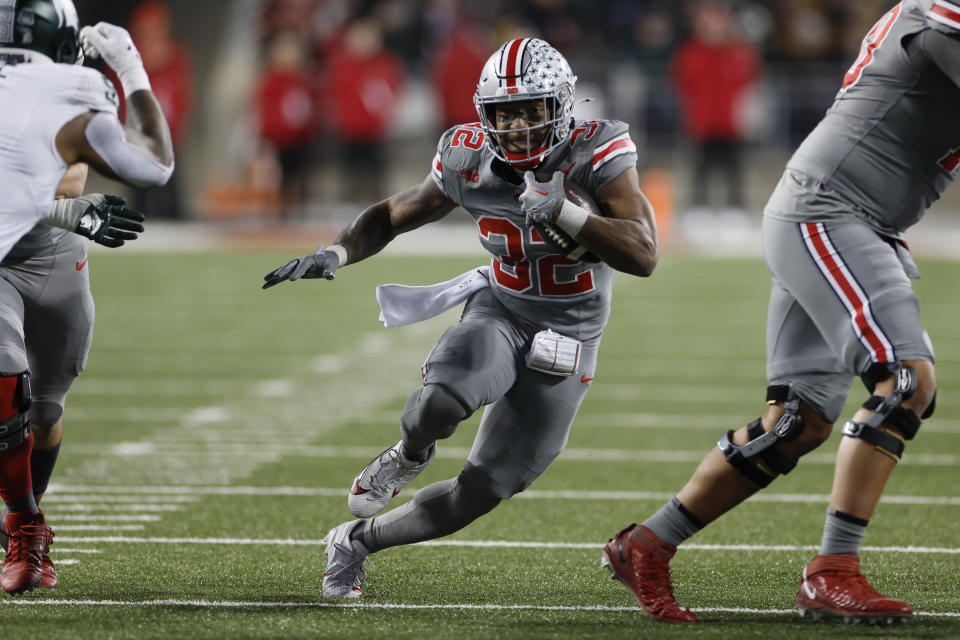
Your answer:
[532,180,602,263]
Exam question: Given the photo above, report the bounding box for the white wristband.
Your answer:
[118,65,151,96]
[44,198,82,231]
[555,199,590,237]
[325,243,348,267]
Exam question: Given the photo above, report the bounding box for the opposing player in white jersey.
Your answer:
[263,37,658,598]
[0,0,173,595]
[603,0,952,624]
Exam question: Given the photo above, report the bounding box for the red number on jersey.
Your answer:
[570,121,599,146]
[477,217,596,296]
[841,3,903,92]
[477,217,532,292]
[451,127,485,150]
[538,255,595,295]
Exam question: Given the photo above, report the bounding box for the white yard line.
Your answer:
[58,444,960,466]
[46,504,183,512]
[49,525,145,531]
[46,484,960,506]
[47,536,960,554]
[0,598,954,617]
[59,327,442,487]
[52,515,161,522]
[42,495,199,503]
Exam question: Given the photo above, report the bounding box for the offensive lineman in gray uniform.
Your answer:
[603,0,950,625]
[0,0,174,595]
[263,38,658,598]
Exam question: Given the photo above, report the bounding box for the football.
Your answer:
[532,180,602,263]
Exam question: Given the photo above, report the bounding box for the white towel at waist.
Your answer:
[376,265,491,327]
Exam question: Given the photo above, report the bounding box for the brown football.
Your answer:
[532,180,602,263]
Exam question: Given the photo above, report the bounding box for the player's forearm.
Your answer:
[56,163,89,199]
[124,91,174,168]
[330,201,398,267]
[577,217,659,277]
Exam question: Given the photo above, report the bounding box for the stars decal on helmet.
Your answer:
[526,42,564,91]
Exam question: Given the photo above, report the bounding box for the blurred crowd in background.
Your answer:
[71,0,899,227]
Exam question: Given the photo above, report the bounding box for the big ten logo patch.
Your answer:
[457,167,480,183]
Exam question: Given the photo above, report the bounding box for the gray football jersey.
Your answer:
[783,0,960,235]
[430,120,638,341]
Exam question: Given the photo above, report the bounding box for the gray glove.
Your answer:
[519,170,566,226]
[262,248,340,289]
[53,194,145,248]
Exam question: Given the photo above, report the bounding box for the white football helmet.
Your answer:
[474,38,577,169]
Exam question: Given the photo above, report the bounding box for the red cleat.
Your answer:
[1,511,53,595]
[796,554,912,625]
[40,554,57,589]
[601,523,697,623]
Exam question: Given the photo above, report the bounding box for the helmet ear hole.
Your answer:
[55,32,78,63]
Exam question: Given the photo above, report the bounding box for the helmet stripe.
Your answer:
[502,38,528,88]
[496,40,510,82]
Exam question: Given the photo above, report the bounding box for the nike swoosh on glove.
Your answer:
[519,170,566,226]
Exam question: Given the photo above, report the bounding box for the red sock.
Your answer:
[0,375,33,505]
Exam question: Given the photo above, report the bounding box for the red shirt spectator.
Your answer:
[327,20,405,143]
[257,31,317,150]
[128,0,193,145]
[258,71,317,149]
[431,24,488,129]
[670,5,759,141]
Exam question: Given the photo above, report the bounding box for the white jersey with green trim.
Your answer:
[430,119,638,341]
[0,61,118,260]
[779,0,960,236]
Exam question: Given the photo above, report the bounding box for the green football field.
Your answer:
[0,250,957,639]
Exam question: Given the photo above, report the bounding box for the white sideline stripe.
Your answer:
[49,536,960,554]
[50,549,102,554]
[46,484,960,506]
[0,599,954,617]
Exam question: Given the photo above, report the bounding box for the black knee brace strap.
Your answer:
[0,373,31,452]
[861,396,922,439]
[842,364,918,462]
[717,387,804,487]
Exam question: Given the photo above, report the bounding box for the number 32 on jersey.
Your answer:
[477,217,595,296]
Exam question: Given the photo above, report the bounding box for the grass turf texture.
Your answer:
[0,251,957,639]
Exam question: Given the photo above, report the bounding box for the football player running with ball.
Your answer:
[603,0,954,625]
[263,38,658,598]
[0,0,174,595]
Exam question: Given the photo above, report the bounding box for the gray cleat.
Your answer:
[347,441,436,517]
[322,520,370,599]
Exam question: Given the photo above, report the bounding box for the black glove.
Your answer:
[262,248,340,289]
[75,195,145,248]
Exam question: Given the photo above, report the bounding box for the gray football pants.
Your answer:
[763,216,933,422]
[358,288,598,552]
[0,232,93,427]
